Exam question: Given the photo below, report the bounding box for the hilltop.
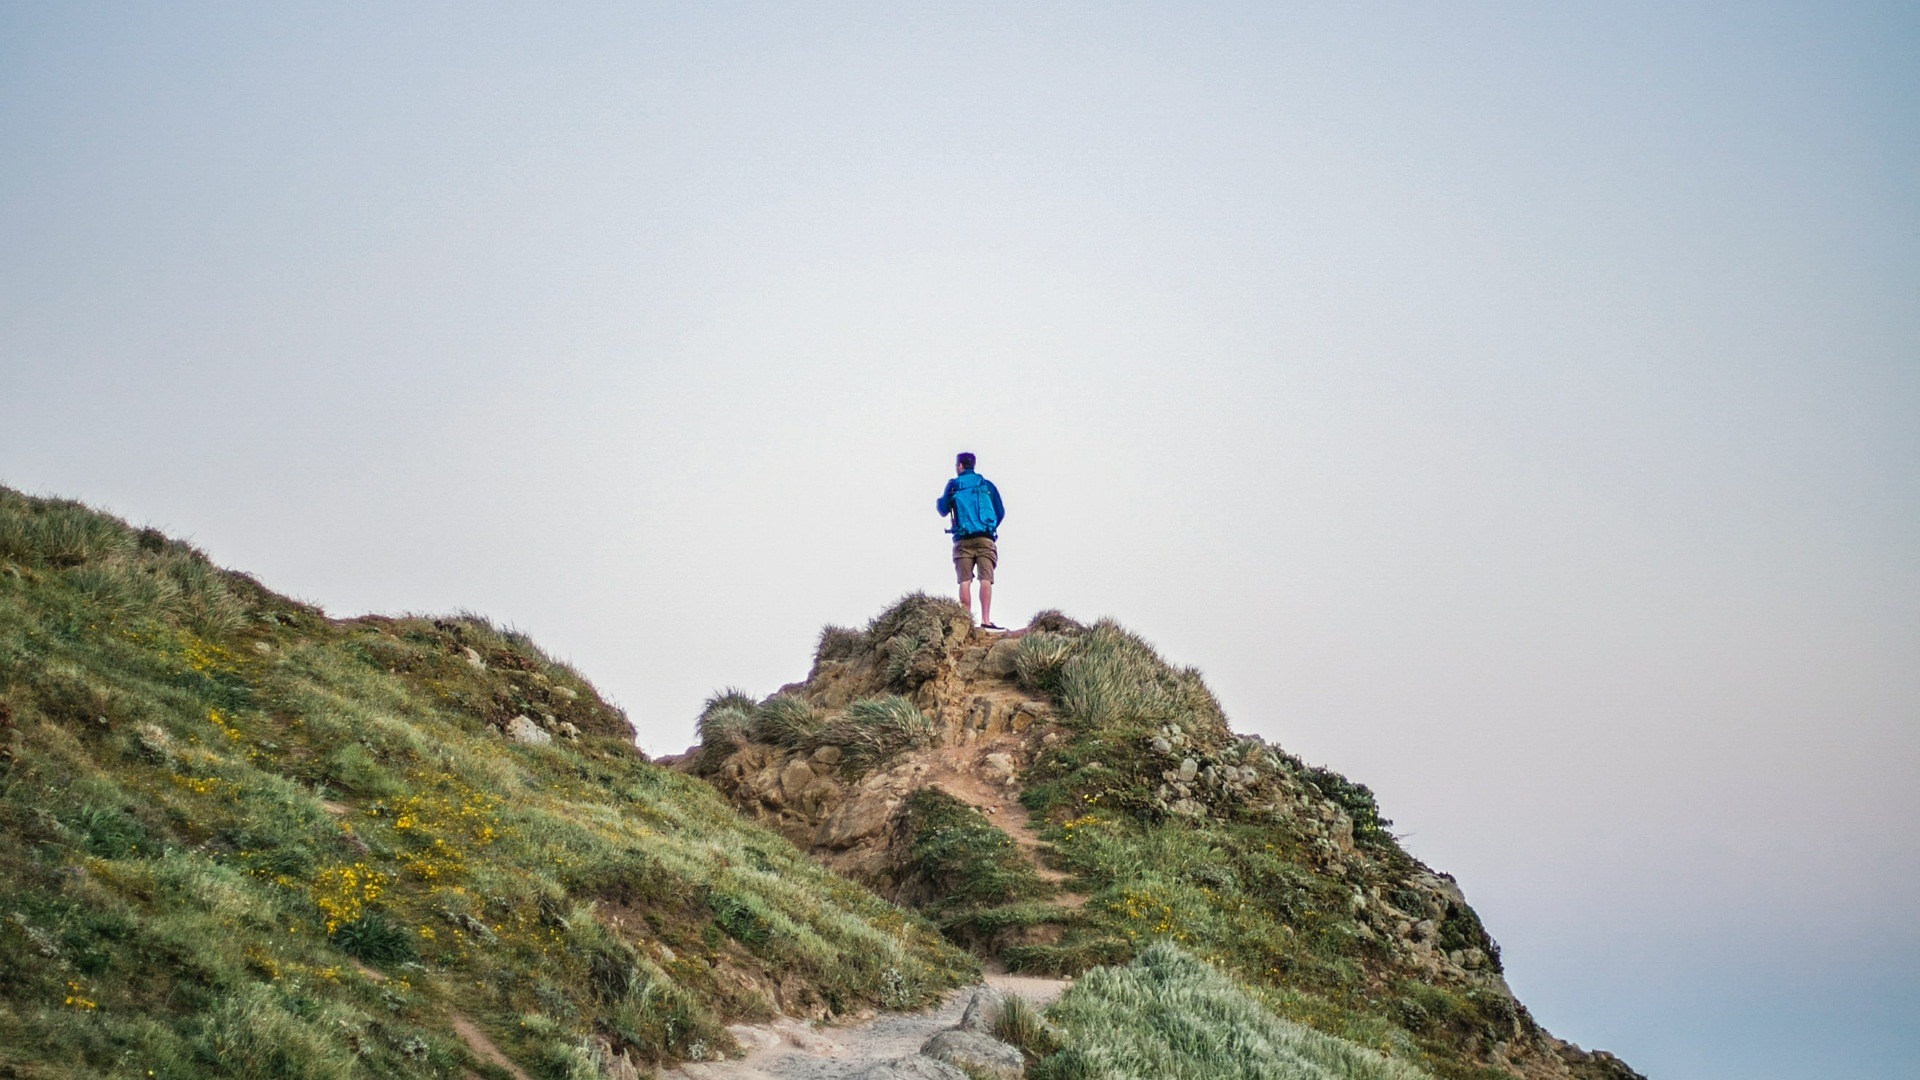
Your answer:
[682,595,1644,1080]
[0,487,974,1079]
[0,484,1643,1080]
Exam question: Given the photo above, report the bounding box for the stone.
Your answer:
[1150,736,1172,754]
[505,715,551,746]
[980,753,1018,786]
[1177,757,1198,782]
[778,759,818,801]
[462,646,485,671]
[816,791,903,849]
[556,721,581,739]
[812,744,843,765]
[957,986,1007,1033]
[724,1024,782,1052]
[1168,798,1205,817]
[251,640,273,656]
[850,1056,967,1080]
[982,638,1021,678]
[921,1029,1024,1079]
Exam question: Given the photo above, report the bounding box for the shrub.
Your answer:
[1299,766,1394,846]
[330,912,418,964]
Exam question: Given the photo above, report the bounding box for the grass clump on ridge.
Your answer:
[0,486,973,1080]
[1033,942,1433,1080]
[696,690,934,776]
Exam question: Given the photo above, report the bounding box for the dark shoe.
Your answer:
[981,623,1006,631]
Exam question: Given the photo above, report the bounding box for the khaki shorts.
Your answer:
[953,536,997,584]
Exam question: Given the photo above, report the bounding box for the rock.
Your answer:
[812,744,844,765]
[1412,919,1438,942]
[1150,736,1172,754]
[724,1024,782,1051]
[1168,798,1205,817]
[980,753,1018,786]
[779,759,819,801]
[250,640,273,656]
[556,721,581,739]
[505,715,551,746]
[816,791,903,850]
[850,1056,968,1080]
[921,1029,1024,1079]
[957,986,1007,1033]
[1177,757,1198,782]
[585,1035,643,1080]
[462,646,485,671]
[982,638,1021,677]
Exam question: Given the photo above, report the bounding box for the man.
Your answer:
[936,451,1006,631]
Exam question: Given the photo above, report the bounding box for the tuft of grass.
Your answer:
[751,694,824,748]
[1034,943,1434,1080]
[329,912,418,964]
[817,695,935,771]
[994,993,1064,1060]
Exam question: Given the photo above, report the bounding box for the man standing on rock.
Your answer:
[937,451,1006,631]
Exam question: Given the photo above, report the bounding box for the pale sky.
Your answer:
[4,4,1916,1077]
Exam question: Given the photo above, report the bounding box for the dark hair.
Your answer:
[956,452,976,470]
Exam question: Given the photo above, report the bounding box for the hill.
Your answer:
[683,595,1644,1080]
[0,487,974,1079]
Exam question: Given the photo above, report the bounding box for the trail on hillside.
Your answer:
[664,974,1068,1080]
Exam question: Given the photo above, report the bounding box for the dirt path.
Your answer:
[663,973,1070,1080]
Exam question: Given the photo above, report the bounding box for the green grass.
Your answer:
[896,789,1049,922]
[0,486,974,1079]
[1035,943,1434,1080]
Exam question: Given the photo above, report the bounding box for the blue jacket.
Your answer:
[937,471,1005,540]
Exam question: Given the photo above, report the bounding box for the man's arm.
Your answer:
[936,479,958,516]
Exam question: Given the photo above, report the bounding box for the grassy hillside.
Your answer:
[0,488,973,1080]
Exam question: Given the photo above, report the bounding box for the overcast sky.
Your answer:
[4,4,1916,1077]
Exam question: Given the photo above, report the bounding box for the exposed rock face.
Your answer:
[920,1029,1025,1079]
[688,606,1058,891]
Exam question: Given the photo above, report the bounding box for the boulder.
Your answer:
[505,714,551,746]
[850,1055,968,1080]
[982,638,1021,678]
[815,790,903,850]
[980,753,1018,787]
[921,1029,1024,1079]
[957,986,1007,1033]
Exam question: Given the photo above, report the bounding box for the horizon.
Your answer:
[4,3,1916,1077]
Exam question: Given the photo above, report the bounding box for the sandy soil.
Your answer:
[662,973,1070,1080]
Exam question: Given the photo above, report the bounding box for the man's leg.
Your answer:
[958,579,974,619]
[979,581,992,627]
